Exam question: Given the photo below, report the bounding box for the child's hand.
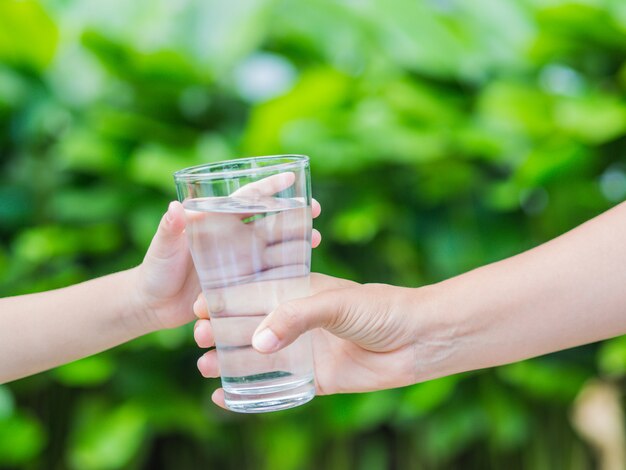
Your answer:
[132,201,200,331]
[132,198,322,333]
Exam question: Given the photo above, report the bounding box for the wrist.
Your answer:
[404,280,478,383]
[120,266,162,337]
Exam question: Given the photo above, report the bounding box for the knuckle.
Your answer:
[327,292,355,332]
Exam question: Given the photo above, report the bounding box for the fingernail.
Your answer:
[252,328,279,352]
[166,201,176,223]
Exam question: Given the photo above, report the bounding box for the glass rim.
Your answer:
[173,154,309,181]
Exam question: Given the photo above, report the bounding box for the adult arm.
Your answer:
[195,200,626,400]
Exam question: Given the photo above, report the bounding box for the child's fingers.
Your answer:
[197,350,220,378]
[312,199,321,218]
[312,229,322,248]
[211,388,228,410]
[145,201,186,261]
[193,293,209,319]
[193,320,215,348]
[233,173,296,199]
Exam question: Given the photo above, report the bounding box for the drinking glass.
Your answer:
[174,155,315,413]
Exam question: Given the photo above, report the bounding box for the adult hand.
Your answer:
[194,273,432,408]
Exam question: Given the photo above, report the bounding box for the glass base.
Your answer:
[224,376,315,413]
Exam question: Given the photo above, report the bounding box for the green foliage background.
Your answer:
[2,0,626,468]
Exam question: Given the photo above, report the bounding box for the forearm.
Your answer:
[0,267,156,383]
[420,201,626,380]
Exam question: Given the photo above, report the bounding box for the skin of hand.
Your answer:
[184,174,314,289]
[193,273,432,408]
[0,177,321,383]
[136,172,321,331]
[196,200,626,409]
[135,197,322,331]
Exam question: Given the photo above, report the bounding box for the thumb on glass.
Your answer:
[251,288,354,353]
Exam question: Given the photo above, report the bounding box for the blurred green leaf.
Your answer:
[68,401,148,470]
[0,0,58,70]
[515,141,589,186]
[323,391,399,434]
[396,376,460,420]
[331,202,386,244]
[81,31,205,84]
[128,143,197,193]
[12,224,123,265]
[128,391,206,437]
[258,422,312,470]
[150,326,190,350]
[53,355,115,387]
[480,377,529,450]
[497,359,590,402]
[422,401,487,464]
[598,335,626,377]
[243,67,351,153]
[555,94,626,144]
[0,412,46,466]
[49,187,127,222]
[0,67,29,108]
[536,4,626,51]
[55,127,124,174]
[13,226,82,264]
[478,81,554,136]
[484,180,523,212]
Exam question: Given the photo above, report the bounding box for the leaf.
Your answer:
[598,335,626,377]
[49,187,127,223]
[243,67,351,153]
[0,0,58,70]
[515,141,590,186]
[422,401,487,464]
[0,67,30,108]
[496,359,591,402]
[0,412,46,466]
[127,143,199,193]
[257,422,312,470]
[330,203,386,244]
[53,355,115,387]
[68,401,148,470]
[55,127,124,175]
[396,376,460,420]
[479,377,529,450]
[554,94,626,144]
[323,390,400,434]
[478,81,554,137]
[12,224,123,265]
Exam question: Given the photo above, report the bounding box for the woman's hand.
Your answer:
[193,273,441,408]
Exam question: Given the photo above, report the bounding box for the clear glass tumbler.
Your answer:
[174,155,315,413]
